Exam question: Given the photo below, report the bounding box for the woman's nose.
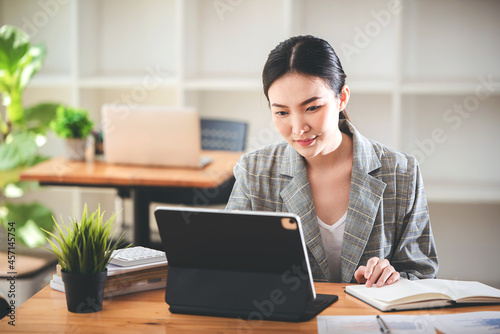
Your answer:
[291,115,310,135]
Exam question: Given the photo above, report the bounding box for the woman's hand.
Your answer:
[354,257,400,287]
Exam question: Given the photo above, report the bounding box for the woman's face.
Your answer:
[268,73,347,160]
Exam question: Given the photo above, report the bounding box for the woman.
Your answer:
[225,35,438,286]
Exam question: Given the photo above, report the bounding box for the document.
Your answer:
[317,315,435,334]
[345,279,500,311]
[429,311,500,334]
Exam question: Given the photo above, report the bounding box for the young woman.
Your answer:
[225,35,438,286]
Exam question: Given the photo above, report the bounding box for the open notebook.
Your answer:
[346,279,500,311]
[154,206,338,322]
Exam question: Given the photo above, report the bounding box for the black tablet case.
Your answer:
[155,208,337,322]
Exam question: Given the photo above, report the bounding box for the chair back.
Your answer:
[200,119,247,151]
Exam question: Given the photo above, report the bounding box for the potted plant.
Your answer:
[41,204,128,313]
[50,105,94,161]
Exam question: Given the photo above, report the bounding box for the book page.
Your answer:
[418,279,500,302]
[346,279,449,303]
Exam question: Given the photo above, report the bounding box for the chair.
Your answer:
[200,119,248,151]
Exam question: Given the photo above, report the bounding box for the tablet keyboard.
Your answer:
[110,246,167,267]
[300,294,338,321]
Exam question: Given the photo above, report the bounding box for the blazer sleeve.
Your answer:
[225,155,252,211]
[391,156,439,280]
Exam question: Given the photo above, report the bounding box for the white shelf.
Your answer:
[29,75,74,87]
[295,0,399,80]
[402,0,500,80]
[1,0,499,203]
[426,182,500,203]
[346,78,395,94]
[79,75,179,88]
[401,79,500,96]
[183,78,262,91]
[182,0,287,79]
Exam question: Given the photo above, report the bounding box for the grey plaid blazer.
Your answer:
[225,120,438,283]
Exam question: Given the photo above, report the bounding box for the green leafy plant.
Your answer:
[0,24,61,247]
[0,25,46,133]
[50,105,94,139]
[41,204,129,274]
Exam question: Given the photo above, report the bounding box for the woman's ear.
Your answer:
[339,85,350,111]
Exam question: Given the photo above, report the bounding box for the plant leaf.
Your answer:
[0,25,30,76]
[24,102,60,135]
[0,166,24,188]
[18,219,47,248]
[0,132,38,171]
[19,43,46,90]
[1,201,54,230]
[1,201,54,247]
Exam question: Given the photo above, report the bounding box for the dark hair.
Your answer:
[262,35,349,120]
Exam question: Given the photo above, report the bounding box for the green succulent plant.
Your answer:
[41,204,129,274]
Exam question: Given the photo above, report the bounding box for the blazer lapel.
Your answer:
[279,145,330,281]
[340,121,387,282]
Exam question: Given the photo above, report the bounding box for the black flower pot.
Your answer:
[61,270,107,313]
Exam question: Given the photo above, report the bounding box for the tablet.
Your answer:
[154,206,337,322]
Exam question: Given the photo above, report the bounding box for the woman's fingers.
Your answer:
[374,264,396,287]
[354,265,367,284]
[355,257,401,287]
[361,257,399,287]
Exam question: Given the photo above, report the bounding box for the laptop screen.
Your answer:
[101,104,203,168]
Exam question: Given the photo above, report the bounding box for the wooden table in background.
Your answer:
[2,283,500,333]
[19,151,242,247]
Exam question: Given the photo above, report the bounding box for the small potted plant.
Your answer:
[41,204,128,313]
[50,105,94,161]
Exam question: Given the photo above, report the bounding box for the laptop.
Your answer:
[154,206,338,322]
[101,104,212,168]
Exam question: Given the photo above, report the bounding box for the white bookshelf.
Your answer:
[1,0,499,205]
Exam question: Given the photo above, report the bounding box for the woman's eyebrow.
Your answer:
[300,96,322,106]
[271,96,323,108]
[271,102,288,108]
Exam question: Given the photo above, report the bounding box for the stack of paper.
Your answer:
[50,259,168,298]
[318,312,500,334]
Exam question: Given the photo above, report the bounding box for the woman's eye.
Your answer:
[274,111,288,116]
[306,105,322,112]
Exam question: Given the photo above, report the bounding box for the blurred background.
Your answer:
[1,0,499,296]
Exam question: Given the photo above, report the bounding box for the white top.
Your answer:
[317,212,347,283]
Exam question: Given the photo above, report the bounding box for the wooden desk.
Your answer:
[19,151,241,247]
[2,283,499,333]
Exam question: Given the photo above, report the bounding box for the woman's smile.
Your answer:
[296,136,317,146]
